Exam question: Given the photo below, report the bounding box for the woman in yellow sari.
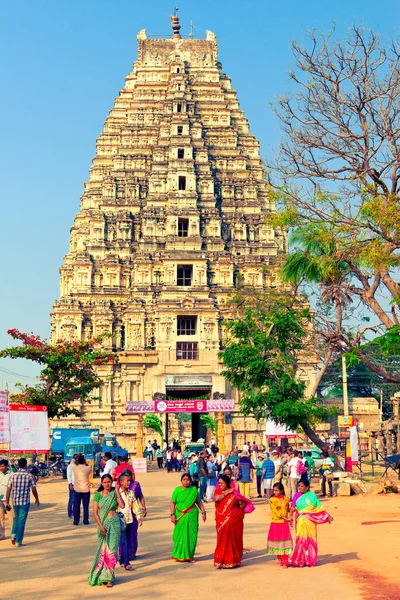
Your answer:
[289,480,333,567]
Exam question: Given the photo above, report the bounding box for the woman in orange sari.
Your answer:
[213,474,254,569]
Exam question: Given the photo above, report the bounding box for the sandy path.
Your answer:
[1,469,399,600]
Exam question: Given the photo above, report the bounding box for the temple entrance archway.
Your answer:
[165,386,211,442]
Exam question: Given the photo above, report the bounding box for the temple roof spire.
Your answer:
[170,7,181,39]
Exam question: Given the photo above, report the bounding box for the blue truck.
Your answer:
[64,435,102,476]
[51,427,128,477]
[51,428,100,457]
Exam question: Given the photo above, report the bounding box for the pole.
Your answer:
[136,414,143,458]
[165,413,169,448]
[217,412,225,453]
[342,355,349,417]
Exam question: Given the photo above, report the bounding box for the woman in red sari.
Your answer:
[214,474,253,569]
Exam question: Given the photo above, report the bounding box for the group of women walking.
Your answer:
[170,473,255,568]
[87,469,333,587]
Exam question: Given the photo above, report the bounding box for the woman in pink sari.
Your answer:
[289,480,333,567]
[213,474,254,569]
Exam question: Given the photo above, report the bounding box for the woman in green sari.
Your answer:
[88,474,125,587]
[170,473,206,562]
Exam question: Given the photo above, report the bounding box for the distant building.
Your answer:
[322,397,381,433]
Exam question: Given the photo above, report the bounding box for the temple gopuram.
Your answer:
[51,14,311,453]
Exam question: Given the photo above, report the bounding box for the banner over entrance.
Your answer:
[126,399,235,414]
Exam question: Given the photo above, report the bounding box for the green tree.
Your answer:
[220,289,332,450]
[200,415,217,436]
[1,329,116,419]
[142,414,163,438]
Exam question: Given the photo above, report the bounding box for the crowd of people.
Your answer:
[150,440,337,503]
[0,441,335,588]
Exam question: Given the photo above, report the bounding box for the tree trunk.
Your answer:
[299,418,329,452]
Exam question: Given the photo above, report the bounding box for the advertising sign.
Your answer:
[131,458,148,474]
[9,405,49,453]
[338,416,354,427]
[265,420,296,439]
[0,390,9,407]
[0,390,10,445]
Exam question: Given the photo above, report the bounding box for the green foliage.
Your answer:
[142,414,163,437]
[1,329,116,419]
[200,415,217,435]
[220,290,331,431]
[378,326,400,356]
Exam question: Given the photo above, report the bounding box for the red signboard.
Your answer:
[125,399,235,414]
[155,400,207,413]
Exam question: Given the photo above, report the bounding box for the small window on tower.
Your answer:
[177,148,184,159]
[178,218,189,237]
[177,265,192,286]
[177,68,180,73]
[177,316,197,335]
[177,103,182,113]
[178,176,186,190]
[176,342,199,360]
[177,126,183,136]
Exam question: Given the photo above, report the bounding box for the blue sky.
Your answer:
[0,0,399,388]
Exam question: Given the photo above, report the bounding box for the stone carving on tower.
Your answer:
[51,14,288,449]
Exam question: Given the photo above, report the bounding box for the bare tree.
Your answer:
[269,26,400,382]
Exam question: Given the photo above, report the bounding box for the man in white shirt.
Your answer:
[102,452,117,476]
[0,459,13,539]
[287,450,302,500]
[66,454,77,519]
[271,450,282,483]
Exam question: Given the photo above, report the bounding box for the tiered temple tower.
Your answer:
[51,16,293,450]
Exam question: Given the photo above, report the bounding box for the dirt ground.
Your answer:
[1,468,400,600]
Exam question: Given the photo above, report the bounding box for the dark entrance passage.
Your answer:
[191,412,207,442]
[166,387,211,442]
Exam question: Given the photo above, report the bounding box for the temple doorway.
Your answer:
[166,386,211,442]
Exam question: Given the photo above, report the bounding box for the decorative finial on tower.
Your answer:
[170,7,181,39]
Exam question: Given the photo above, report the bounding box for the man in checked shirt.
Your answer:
[5,457,40,547]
